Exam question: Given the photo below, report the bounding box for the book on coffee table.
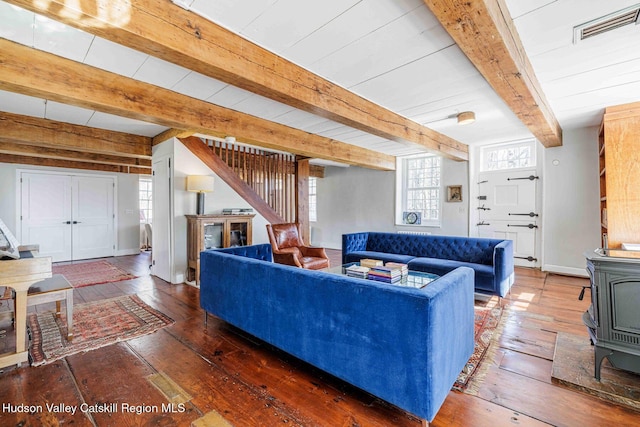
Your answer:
[360,258,383,268]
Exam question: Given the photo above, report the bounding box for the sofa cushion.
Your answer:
[344,251,415,265]
[365,233,497,265]
[408,257,495,292]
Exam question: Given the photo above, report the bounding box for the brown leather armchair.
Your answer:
[266,223,330,270]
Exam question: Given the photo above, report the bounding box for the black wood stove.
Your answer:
[584,249,640,380]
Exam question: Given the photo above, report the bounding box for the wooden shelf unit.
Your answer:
[186,214,254,285]
[599,102,640,249]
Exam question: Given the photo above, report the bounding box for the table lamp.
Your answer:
[187,175,214,215]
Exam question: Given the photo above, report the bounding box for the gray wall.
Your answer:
[542,126,601,275]
[312,157,470,249]
[0,162,141,255]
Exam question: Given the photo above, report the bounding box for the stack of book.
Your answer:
[367,266,402,284]
[345,264,370,279]
[222,208,254,215]
[385,262,409,277]
[360,258,383,268]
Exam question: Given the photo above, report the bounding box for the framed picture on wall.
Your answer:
[447,185,462,202]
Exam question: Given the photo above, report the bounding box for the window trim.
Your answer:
[395,154,442,227]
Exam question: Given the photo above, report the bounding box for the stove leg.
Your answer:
[594,347,612,381]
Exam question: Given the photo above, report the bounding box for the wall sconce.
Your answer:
[186,175,214,215]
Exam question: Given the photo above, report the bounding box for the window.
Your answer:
[309,177,317,222]
[481,140,536,171]
[139,177,152,223]
[398,155,441,226]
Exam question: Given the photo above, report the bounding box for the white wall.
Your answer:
[0,162,140,255]
[542,126,601,275]
[158,139,269,283]
[313,158,470,249]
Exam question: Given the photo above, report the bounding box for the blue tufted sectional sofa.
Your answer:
[200,244,475,423]
[343,232,514,298]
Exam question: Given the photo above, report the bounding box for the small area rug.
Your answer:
[27,294,174,366]
[52,260,136,288]
[551,332,640,411]
[452,305,503,392]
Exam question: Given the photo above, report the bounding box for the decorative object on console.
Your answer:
[186,175,215,215]
[266,223,330,270]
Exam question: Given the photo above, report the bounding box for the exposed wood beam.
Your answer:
[0,153,150,175]
[153,128,196,146]
[0,111,151,157]
[423,0,562,147]
[0,141,151,169]
[0,39,396,171]
[5,0,468,161]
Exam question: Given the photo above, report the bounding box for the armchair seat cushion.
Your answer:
[300,256,329,270]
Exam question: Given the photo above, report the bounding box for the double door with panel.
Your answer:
[20,172,115,262]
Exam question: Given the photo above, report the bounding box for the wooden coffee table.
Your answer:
[26,274,74,340]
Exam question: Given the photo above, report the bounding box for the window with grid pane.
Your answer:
[482,140,536,171]
[309,177,317,222]
[404,155,441,224]
[139,178,152,223]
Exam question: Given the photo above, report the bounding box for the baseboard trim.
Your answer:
[543,264,588,278]
[116,248,142,256]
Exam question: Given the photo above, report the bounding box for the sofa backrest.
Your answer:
[366,232,501,265]
[212,243,273,261]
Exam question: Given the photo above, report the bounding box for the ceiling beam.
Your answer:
[0,39,395,171]
[0,141,151,169]
[0,153,150,175]
[423,0,562,147]
[5,0,468,161]
[0,111,152,158]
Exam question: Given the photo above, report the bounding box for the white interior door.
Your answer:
[20,172,115,262]
[71,176,115,260]
[152,156,172,282]
[477,168,540,267]
[21,173,72,261]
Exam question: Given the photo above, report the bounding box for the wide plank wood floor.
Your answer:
[1,251,639,426]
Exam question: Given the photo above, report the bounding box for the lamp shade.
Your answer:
[186,175,214,193]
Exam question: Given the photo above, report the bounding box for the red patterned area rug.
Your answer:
[27,295,174,366]
[52,260,137,288]
[452,305,504,392]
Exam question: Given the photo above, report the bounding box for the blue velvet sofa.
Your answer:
[342,232,514,298]
[200,244,475,423]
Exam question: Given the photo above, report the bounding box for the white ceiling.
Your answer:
[1,0,639,160]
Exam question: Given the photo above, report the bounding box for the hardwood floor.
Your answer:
[1,251,639,426]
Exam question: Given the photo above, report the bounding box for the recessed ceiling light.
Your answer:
[457,111,476,125]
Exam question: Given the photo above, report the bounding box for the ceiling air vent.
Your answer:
[573,4,640,43]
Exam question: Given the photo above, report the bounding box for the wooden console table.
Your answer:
[0,252,52,368]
